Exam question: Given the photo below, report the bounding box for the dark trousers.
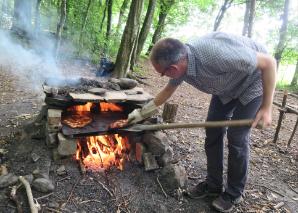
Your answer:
[205,95,262,198]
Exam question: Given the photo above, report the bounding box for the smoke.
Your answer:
[0,30,71,90]
[0,1,81,90]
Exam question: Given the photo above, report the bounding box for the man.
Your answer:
[128,32,276,212]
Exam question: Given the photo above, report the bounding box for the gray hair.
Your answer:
[150,38,187,68]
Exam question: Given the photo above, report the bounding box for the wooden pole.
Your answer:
[273,90,288,143]
[162,102,178,123]
[287,116,298,147]
[133,119,260,132]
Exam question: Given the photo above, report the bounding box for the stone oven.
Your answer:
[30,77,174,173]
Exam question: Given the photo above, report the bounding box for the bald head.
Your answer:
[150,38,187,69]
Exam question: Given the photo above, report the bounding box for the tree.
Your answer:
[213,0,233,31]
[274,0,290,70]
[79,0,92,44]
[136,0,157,60]
[56,0,67,57]
[113,0,144,78]
[35,0,42,35]
[291,60,298,86]
[12,0,33,35]
[106,0,113,40]
[146,0,175,55]
[242,0,256,37]
[115,0,130,35]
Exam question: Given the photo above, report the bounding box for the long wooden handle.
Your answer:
[134,119,259,131]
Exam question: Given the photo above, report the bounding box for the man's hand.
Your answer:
[127,109,143,124]
[127,100,158,124]
[252,106,272,128]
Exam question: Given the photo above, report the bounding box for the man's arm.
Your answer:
[127,83,179,124]
[252,52,277,127]
[154,83,179,106]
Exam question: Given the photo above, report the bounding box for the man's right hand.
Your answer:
[127,109,144,124]
[127,100,158,125]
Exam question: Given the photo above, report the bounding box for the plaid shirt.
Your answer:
[169,32,267,105]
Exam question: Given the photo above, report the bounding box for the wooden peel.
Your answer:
[118,119,262,132]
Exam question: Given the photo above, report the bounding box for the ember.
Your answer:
[76,134,130,171]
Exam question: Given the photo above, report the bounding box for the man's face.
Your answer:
[151,60,187,79]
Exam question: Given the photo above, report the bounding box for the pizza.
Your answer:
[62,114,92,128]
[109,119,128,129]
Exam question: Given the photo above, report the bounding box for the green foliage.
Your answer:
[276,81,298,93]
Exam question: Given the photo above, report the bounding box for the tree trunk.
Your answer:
[34,0,42,35]
[130,25,141,71]
[243,0,256,37]
[242,0,250,36]
[113,0,144,78]
[146,0,174,55]
[247,0,255,38]
[274,0,290,71]
[55,0,67,57]
[99,0,108,33]
[115,0,130,35]
[136,0,157,60]
[1,0,8,14]
[79,0,92,44]
[162,102,178,123]
[213,0,233,32]
[290,60,298,86]
[12,0,33,36]
[105,0,113,40]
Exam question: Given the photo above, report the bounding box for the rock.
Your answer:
[48,201,60,208]
[47,109,62,131]
[32,178,55,193]
[32,169,49,179]
[56,165,67,176]
[160,146,174,167]
[159,164,187,193]
[105,82,121,91]
[135,143,147,164]
[0,165,8,176]
[143,153,159,171]
[31,153,40,162]
[24,174,34,184]
[142,131,172,157]
[0,173,18,188]
[46,132,58,148]
[119,78,138,89]
[168,134,178,143]
[57,133,77,156]
[88,88,107,95]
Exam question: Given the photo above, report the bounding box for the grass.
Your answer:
[276,81,298,93]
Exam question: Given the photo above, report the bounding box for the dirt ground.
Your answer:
[0,60,297,213]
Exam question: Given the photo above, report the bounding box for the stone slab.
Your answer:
[57,133,77,156]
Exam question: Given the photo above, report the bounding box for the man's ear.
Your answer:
[168,64,179,73]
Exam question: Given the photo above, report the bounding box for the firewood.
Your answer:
[18,176,40,213]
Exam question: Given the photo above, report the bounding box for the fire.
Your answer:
[100,102,123,112]
[69,102,123,113]
[73,102,93,112]
[76,134,130,171]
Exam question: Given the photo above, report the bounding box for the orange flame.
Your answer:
[73,102,93,112]
[100,102,123,112]
[68,102,123,113]
[76,134,130,171]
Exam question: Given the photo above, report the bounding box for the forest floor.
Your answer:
[0,59,297,213]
